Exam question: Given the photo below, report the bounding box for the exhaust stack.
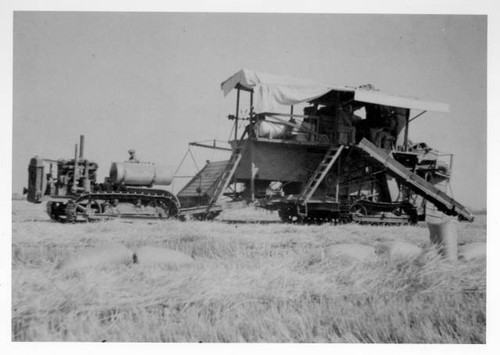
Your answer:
[79,135,85,159]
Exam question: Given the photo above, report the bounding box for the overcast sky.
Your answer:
[12,12,486,209]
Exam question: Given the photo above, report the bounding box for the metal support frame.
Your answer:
[408,110,427,123]
[404,110,427,151]
[188,141,232,151]
[250,141,256,201]
[233,88,241,195]
[336,154,341,202]
[404,111,410,151]
[72,144,78,193]
[235,88,240,141]
[250,91,254,116]
[249,91,255,201]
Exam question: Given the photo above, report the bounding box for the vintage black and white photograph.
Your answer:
[6,1,493,348]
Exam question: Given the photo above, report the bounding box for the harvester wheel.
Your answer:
[191,211,221,221]
[392,206,404,216]
[351,203,368,216]
[278,205,300,223]
[155,199,179,219]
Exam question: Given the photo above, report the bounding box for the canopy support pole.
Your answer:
[250,142,256,202]
[404,111,410,151]
[233,88,242,197]
[249,91,255,200]
[235,88,240,142]
[408,110,427,123]
[250,91,254,117]
[404,110,427,151]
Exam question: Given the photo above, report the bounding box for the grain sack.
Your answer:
[325,244,376,262]
[388,242,422,260]
[458,242,486,261]
[133,246,194,266]
[56,243,134,270]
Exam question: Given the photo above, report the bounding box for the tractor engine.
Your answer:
[27,156,99,203]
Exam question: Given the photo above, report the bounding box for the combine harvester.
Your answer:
[25,69,474,224]
[177,69,473,224]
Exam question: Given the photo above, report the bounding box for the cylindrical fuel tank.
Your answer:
[109,162,173,186]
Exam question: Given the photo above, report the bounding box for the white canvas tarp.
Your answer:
[354,90,449,113]
[221,69,330,95]
[221,69,449,114]
[221,69,350,113]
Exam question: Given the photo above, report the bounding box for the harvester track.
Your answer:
[276,200,418,226]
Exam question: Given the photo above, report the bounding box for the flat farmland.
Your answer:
[11,200,486,342]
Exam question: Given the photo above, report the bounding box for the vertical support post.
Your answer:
[250,91,254,117]
[249,91,256,201]
[334,92,342,145]
[335,154,340,202]
[404,111,410,151]
[250,140,255,202]
[233,87,241,198]
[235,87,240,142]
[290,105,294,116]
[72,143,78,193]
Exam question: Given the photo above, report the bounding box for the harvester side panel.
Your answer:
[234,140,317,182]
[357,138,474,221]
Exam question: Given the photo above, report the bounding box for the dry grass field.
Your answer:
[11,200,486,343]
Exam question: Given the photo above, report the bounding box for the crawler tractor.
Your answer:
[26,136,179,222]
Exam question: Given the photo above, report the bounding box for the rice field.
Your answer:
[11,200,486,343]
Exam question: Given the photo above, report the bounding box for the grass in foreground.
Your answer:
[12,201,486,342]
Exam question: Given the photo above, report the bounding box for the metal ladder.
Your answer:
[297,145,344,208]
[205,146,244,213]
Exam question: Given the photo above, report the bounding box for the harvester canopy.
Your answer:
[221,69,449,114]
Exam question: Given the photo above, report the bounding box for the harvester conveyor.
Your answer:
[357,138,474,222]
